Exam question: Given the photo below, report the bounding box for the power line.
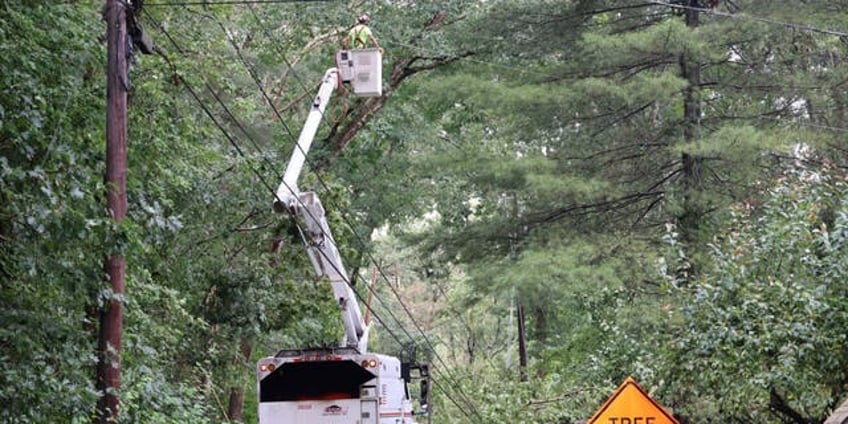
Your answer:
[651,1,848,38]
[172,0,848,351]
[141,5,848,422]
[244,4,337,133]
[222,27,425,343]
[145,0,331,6]
[145,30,433,403]
[245,7,308,86]
[378,0,848,84]
[212,13,303,149]
[137,0,848,419]
[379,9,848,142]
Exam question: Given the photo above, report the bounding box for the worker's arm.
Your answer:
[368,33,381,50]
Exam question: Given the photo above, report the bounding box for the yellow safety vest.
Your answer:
[348,24,372,49]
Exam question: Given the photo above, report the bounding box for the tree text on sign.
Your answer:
[606,418,657,424]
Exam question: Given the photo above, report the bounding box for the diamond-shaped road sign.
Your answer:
[587,377,679,424]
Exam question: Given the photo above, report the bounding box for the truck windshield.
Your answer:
[260,360,376,402]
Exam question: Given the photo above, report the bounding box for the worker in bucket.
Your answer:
[344,14,382,51]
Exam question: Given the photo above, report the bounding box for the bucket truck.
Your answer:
[256,49,427,424]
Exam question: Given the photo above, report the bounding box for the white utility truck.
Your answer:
[257,49,427,424]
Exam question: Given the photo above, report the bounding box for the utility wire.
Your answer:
[146,0,331,6]
[222,7,600,420]
[244,4,338,131]
[248,6,324,108]
[379,10,848,144]
[221,3,422,361]
[215,15,300,141]
[211,76,410,354]
[380,0,848,83]
[207,0,848,388]
[257,7,848,414]
[157,0,848,419]
[651,0,848,38]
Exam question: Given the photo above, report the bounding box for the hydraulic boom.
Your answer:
[273,68,370,353]
[258,49,423,424]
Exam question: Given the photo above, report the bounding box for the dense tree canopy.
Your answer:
[2,0,848,423]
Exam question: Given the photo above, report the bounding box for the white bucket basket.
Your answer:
[336,48,383,97]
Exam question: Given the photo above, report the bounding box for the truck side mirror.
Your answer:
[420,378,430,411]
[401,362,412,383]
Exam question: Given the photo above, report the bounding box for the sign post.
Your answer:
[587,377,679,424]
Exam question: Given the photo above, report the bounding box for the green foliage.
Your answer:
[5,0,848,423]
[0,2,105,421]
[663,163,848,423]
[385,1,848,423]
[579,19,702,67]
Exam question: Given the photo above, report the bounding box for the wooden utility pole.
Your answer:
[96,0,128,422]
[517,303,528,382]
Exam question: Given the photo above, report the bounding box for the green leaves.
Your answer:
[0,3,106,420]
[6,1,848,423]
[665,163,848,422]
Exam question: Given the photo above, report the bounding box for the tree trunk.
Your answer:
[678,0,705,261]
[226,338,253,423]
[227,387,245,423]
[533,306,547,378]
[517,303,528,382]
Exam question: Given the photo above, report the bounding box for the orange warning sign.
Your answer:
[587,377,679,424]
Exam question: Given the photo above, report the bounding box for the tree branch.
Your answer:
[769,387,816,424]
[320,48,474,168]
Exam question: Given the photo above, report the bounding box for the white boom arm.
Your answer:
[274,68,370,353]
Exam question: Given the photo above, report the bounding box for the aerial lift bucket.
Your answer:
[336,48,383,97]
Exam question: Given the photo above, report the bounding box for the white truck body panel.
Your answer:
[260,399,360,423]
